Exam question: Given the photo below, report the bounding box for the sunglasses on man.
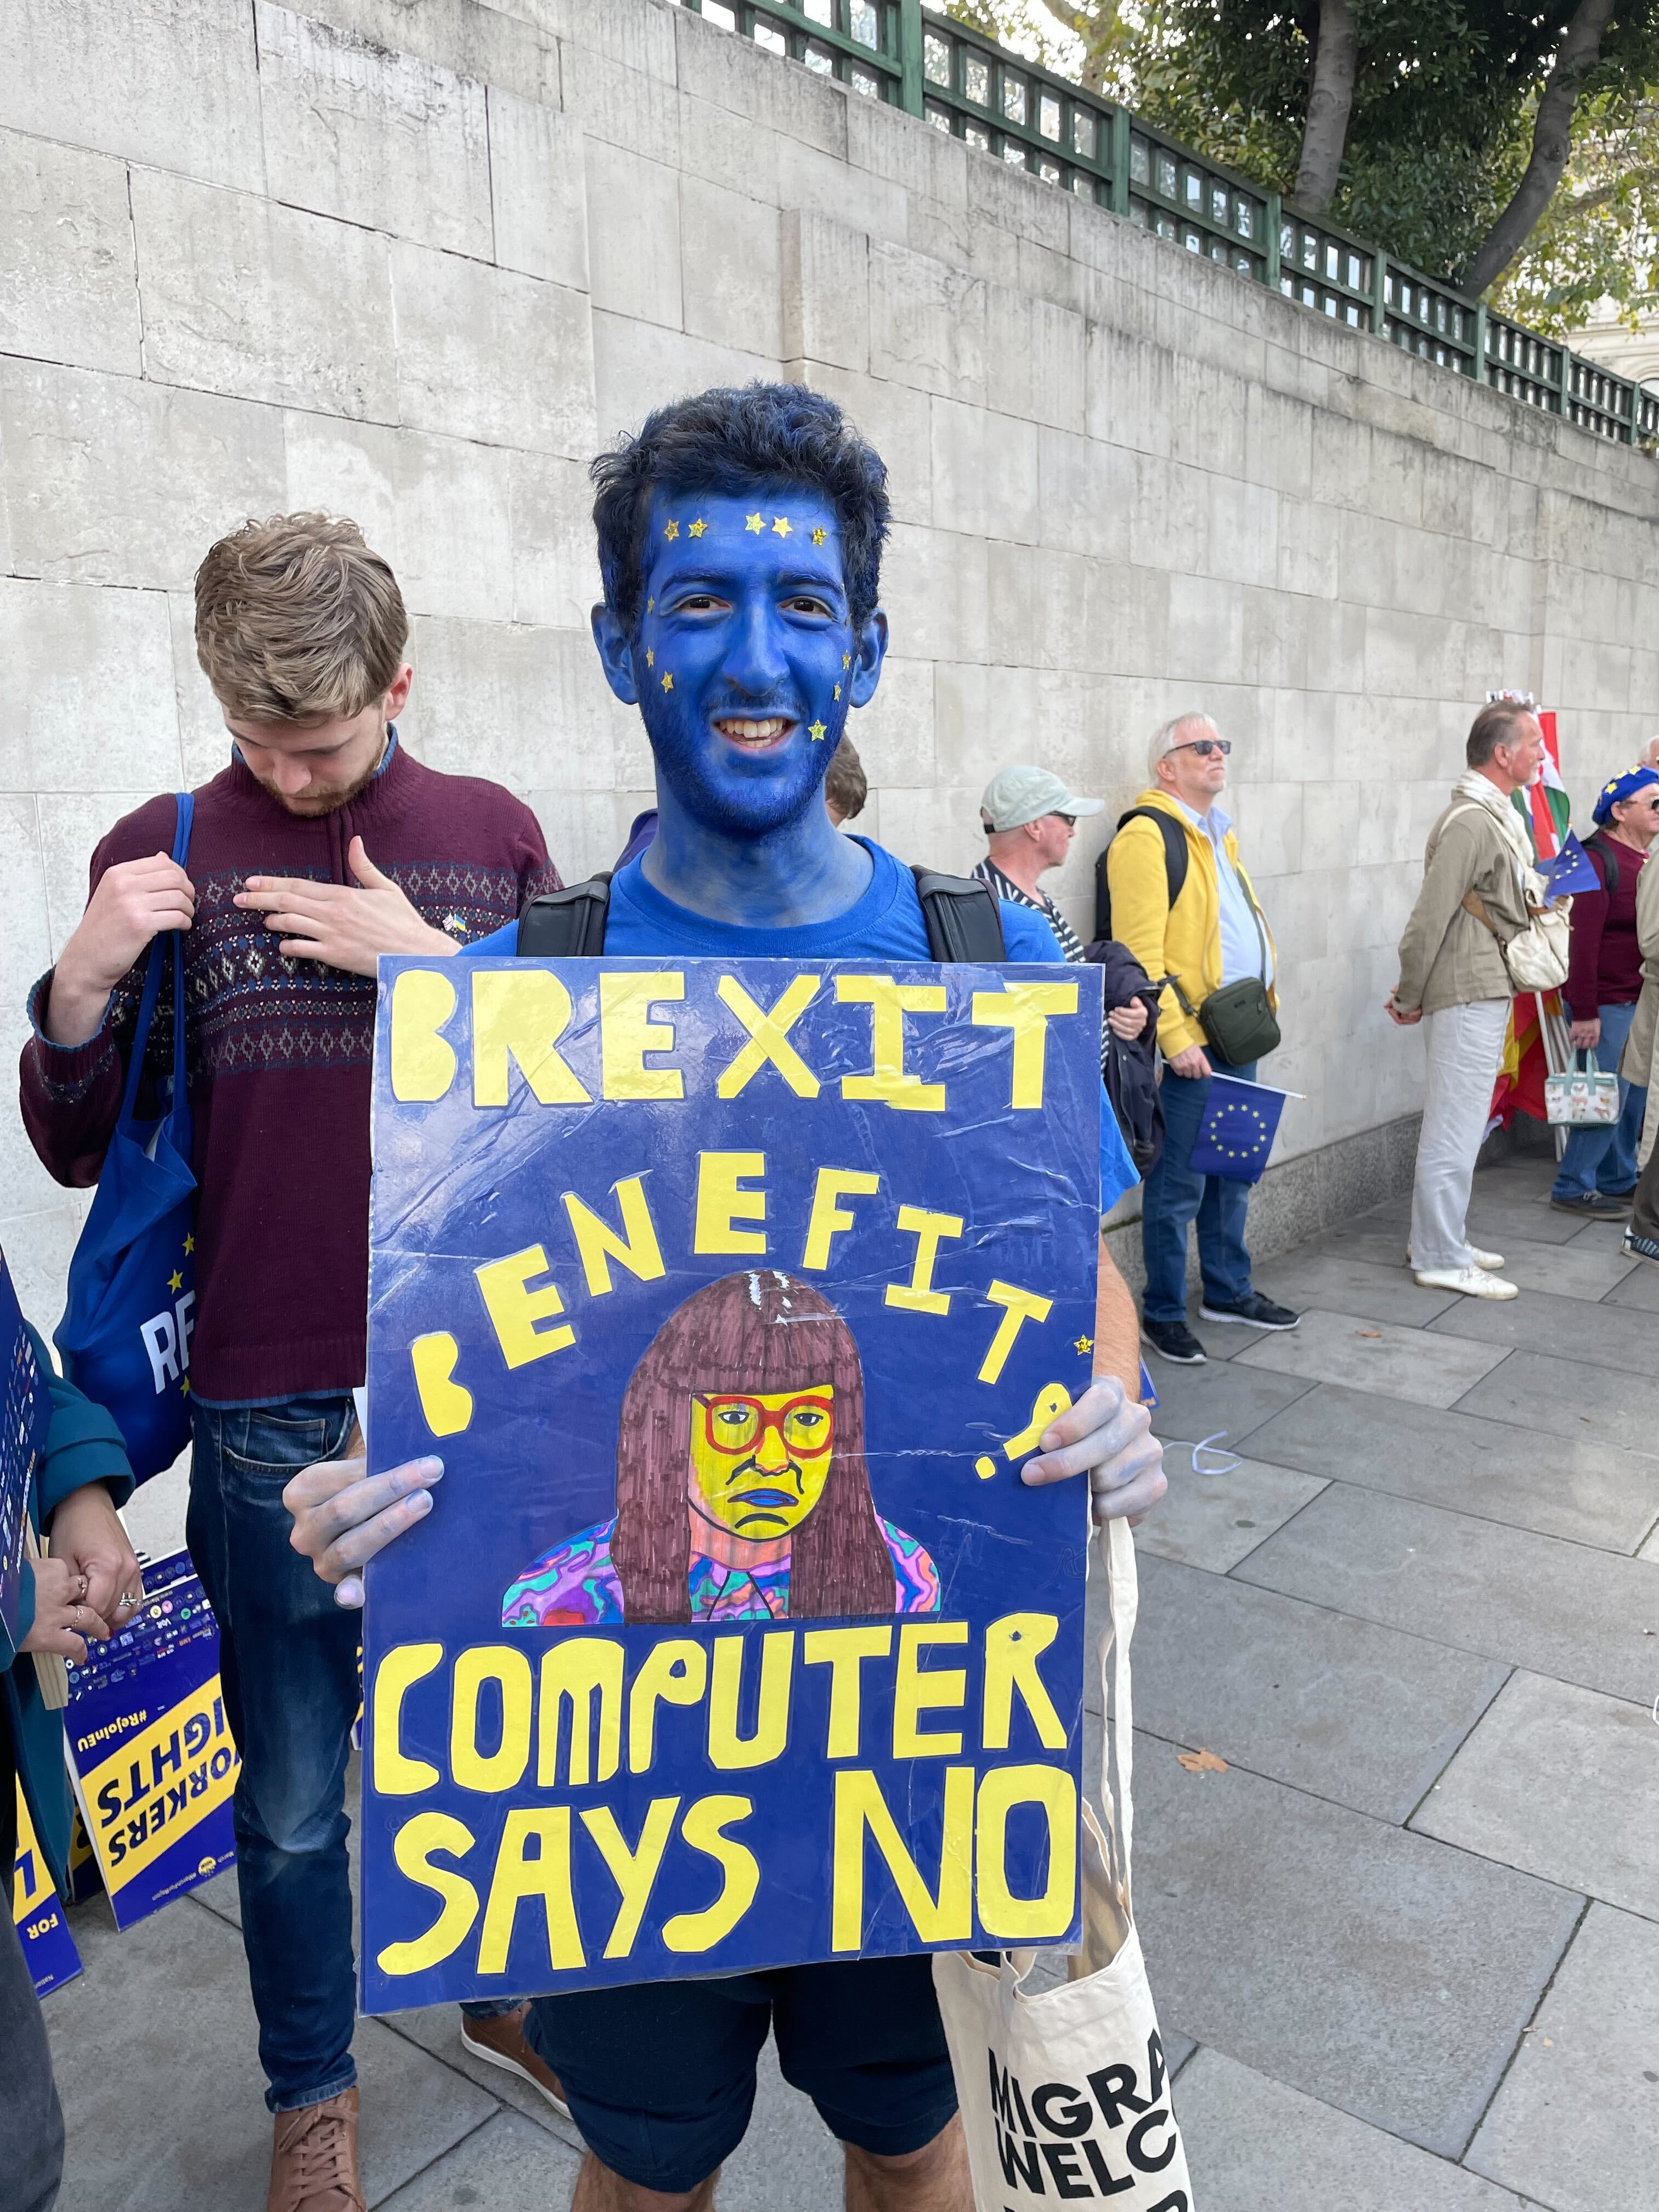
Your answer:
[1168,737,1232,759]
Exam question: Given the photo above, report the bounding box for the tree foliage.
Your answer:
[949,1,1659,321]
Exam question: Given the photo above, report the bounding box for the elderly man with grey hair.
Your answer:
[1104,713,1297,1363]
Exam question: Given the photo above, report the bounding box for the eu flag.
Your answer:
[1189,1073,1285,1183]
[1538,832,1601,899]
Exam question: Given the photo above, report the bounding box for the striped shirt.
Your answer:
[972,858,1085,962]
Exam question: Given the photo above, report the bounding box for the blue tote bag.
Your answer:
[55,794,198,1481]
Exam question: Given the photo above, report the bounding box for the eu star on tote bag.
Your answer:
[934,1516,1193,2210]
[55,794,198,1481]
[1544,1049,1622,1128]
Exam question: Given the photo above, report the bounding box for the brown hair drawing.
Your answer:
[612,1270,896,1625]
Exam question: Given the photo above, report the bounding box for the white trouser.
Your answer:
[1409,998,1511,1273]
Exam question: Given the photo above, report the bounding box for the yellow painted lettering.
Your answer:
[800,1169,881,1272]
[802,1626,892,1759]
[477,1809,584,1974]
[538,1639,624,1787]
[693,1152,768,1256]
[976,1282,1054,1385]
[884,1206,963,1316]
[375,1812,478,1974]
[975,1765,1077,1940]
[1003,1383,1073,1462]
[371,1643,443,1796]
[628,1640,708,1773]
[661,1795,760,1953]
[970,981,1079,1108]
[893,1622,969,1757]
[837,977,947,1112]
[708,1633,794,1770]
[475,1246,574,1369]
[390,969,458,1102]
[410,1333,473,1437]
[580,1798,680,1959]
[449,1646,533,1793]
[471,968,590,1107]
[563,1176,666,1299]
[600,972,685,1100]
[830,1767,974,1950]
[715,974,821,1098]
[981,1615,1067,1751]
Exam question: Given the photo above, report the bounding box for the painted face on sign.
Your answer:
[591,490,886,838]
[686,1383,836,1541]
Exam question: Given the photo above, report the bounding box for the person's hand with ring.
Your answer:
[46,1484,143,1631]
[21,1555,113,1665]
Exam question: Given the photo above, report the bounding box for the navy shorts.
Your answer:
[523,1956,958,2193]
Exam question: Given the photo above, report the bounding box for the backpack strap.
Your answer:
[516,874,613,957]
[1095,806,1189,938]
[911,868,1007,961]
[1583,830,1621,899]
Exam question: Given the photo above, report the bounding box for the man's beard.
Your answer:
[245,729,389,816]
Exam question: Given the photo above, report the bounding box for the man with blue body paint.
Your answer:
[286,386,1165,2212]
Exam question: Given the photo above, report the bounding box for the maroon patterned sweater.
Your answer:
[20,742,559,1404]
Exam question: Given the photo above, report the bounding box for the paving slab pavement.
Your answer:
[1234,1306,1511,1408]
[1411,1669,1659,1919]
[1239,1380,1659,1551]
[1120,1553,1511,1821]
[1465,1903,1659,2212]
[1177,2048,1531,2211]
[1129,1737,1584,2155]
[1604,1254,1659,1309]
[48,1893,496,2211]
[1133,1447,1328,1572]
[1429,1280,1659,1376]
[1251,1249,1464,1327]
[1452,1342,1659,1455]
[1235,1481,1659,1699]
[1143,1356,1313,1451]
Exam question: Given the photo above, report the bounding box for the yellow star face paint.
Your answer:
[686,1384,836,1541]
[664,520,680,540]
[771,516,792,537]
[662,672,674,691]
[689,518,708,537]
[746,512,764,533]
[809,720,827,742]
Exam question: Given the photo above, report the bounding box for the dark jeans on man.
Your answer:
[1139,1055,1257,1325]
[188,1397,363,2115]
[188,1396,517,2114]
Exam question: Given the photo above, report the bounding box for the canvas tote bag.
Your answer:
[1545,1049,1621,1127]
[934,1517,1193,2209]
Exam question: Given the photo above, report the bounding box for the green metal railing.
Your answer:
[671,0,1659,450]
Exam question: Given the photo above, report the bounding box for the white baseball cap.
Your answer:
[980,766,1104,832]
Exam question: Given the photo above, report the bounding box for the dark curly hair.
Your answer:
[590,383,890,635]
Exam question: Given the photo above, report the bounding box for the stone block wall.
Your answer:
[3,0,1656,1320]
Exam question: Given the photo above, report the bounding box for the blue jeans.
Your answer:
[188,1398,517,2112]
[188,1397,363,2114]
[1141,1054,1257,1325]
[1551,1001,1647,1199]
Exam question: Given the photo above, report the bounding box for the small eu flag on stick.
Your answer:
[1189,1074,1290,1184]
[1537,831,1600,900]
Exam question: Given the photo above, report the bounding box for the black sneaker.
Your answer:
[1550,1191,1631,1218]
[1623,1226,1659,1267]
[1199,1292,1301,1330]
[1142,1317,1206,1364]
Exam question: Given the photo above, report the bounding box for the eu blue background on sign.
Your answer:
[361,957,1104,2015]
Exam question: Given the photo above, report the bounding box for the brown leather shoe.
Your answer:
[267,2086,364,2212]
[459,2004,572,2118]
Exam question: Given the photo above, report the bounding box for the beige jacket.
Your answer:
[1618,849,1659,1171]
[1395,799,1531,1015]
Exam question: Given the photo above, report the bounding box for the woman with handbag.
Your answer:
[1387,702,1552,1301]
[1549,766,1659,1217]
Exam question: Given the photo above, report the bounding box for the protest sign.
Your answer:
[65,1548,237,1927]
[1,1246,53,1652]
[13,1781,83,1996]
[361,955,1104,2013]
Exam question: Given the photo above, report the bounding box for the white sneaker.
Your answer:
[1413,1265,1519,1300]
[1407,1243,1505,1271]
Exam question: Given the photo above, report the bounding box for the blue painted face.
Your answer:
[591,489,887,837]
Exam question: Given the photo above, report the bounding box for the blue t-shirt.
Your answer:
[467,837,1138,1209]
